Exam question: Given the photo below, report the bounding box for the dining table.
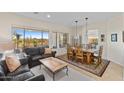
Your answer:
[71,47,97,64]
[83,49,97,64]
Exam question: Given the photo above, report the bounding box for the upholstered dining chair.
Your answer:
[93,46,103,65]
[67,47,73,60]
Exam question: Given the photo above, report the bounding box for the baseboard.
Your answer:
[108,59,124,67]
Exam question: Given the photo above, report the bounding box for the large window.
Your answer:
[59,33,68,48]
[25,30,42,47]
[12,27,49,48]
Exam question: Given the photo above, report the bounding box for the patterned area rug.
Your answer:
[57,54,110,77]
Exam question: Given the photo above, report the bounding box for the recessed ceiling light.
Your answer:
[47,14,51,18]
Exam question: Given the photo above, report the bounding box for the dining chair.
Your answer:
[75,47,84,63]
[67,47,73,60]
[93,46,103,65]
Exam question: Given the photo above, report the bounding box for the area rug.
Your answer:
[31,65,93,81]
[57,54,110,77]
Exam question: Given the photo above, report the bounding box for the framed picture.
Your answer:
[123,31,124,42]
[111,33,117,42]
[101,34,105,42]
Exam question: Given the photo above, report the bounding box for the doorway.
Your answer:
[88,29,99,49]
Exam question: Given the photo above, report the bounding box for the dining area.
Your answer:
[67,44,103,66]
[66,19,103,66]
[50,16,110,77]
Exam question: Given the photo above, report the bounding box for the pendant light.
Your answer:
[74,20,78,46]
[85,17,88,38]
[85,17,88,49]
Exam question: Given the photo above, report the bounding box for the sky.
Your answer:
[15,29,49,39]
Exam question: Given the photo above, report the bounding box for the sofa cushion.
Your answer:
[31,55,43,61]
[24,48,40,56]
[28,61,41,68]
[39,47,45,55]
[31,48,40,56]
[42,54,52,58]
[0,65,5,77]
[7,64,30,76]
[26,74,45,81]
[0,60,9,75]
[20,58,29,65]
[8,71,34,81]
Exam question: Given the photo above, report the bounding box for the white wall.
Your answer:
[107,15,124,66]
[0,13,72,56]
[71,14,124,66]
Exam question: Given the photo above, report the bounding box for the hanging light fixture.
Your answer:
[75,20,78,38]
[85,17,88,49]
[74,20,78,46]
[85,17,88,37]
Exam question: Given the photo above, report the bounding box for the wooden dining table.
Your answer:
[71,47,97,64]
[83,49,96,64]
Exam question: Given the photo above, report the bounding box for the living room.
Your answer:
[0,12,124,81]
[1,0,124,93]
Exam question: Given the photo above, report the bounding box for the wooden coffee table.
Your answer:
[39,57,68,81]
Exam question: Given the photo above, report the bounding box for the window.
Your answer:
[88,30,98,49]
[12,27,49,48]
[59,33,68,48]
[25,30,42,47]
[42,31,49,46]
[52,32,57,48]
[12,28,24,48]
[63,33,68,46]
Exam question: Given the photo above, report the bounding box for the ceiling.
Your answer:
[15,12,122,27]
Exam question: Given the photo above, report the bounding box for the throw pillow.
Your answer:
[5,56,21,72]
[44,48,52,54]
